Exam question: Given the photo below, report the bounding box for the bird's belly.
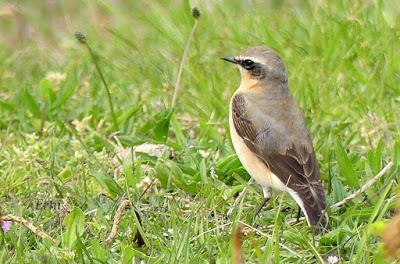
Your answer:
[229,109,287,192]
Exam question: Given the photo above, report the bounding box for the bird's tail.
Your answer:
[303,199,329,235]
[291,184,329,235]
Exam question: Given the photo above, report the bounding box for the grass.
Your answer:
[0,0,399,263]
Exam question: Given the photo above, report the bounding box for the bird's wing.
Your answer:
[231,93,327,229]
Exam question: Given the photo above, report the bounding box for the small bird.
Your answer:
[222,46,328,234]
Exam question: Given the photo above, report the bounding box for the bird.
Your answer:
[221,46,328,234]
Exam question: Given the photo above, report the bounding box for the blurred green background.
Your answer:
[1,0,400,263]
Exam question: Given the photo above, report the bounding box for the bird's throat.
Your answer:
[238,70,264,92]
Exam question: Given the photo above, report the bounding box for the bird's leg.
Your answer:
[295,206,301,223]
[253,197,269,222]
[252,187,271,224]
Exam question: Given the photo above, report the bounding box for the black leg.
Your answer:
[295,206,301,223]
[252,197,270,224]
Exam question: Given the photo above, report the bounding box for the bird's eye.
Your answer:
[242,59,255,69]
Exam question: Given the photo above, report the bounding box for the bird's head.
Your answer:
[221,46,288,91]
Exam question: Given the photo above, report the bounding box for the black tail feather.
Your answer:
[303,203,330,235]
[295,183,329,235]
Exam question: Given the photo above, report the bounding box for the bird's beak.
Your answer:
[221,56,238,64]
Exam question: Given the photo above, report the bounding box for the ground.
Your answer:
[0,0,400,263]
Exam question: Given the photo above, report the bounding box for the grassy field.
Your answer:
[1,0,400,263]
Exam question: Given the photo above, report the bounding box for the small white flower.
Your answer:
[45,71,67,91]
[210,167,217,179]
[72,116,92,135]
[1,220,11,232]
[46,71,66,82]
[217,127,226,135]
[199,149,210,158]
[163,228,173,237]
[327,254,339,264]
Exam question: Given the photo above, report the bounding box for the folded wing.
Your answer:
[231,93,328,233]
